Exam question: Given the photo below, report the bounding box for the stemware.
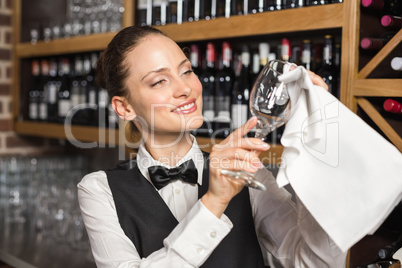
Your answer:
[221,59,296,191]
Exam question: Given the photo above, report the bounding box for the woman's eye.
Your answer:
[151,80,165,87]
[183,69,193,75]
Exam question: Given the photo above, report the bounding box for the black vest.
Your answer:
[106,153,266,267]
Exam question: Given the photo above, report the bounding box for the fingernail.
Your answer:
[252,161,264,169]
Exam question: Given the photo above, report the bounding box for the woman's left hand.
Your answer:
[307,70,329,91]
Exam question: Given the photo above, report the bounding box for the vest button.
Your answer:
[174,188,181,195]
[196,247,204,255]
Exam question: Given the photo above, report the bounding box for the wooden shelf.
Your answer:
[353,79,402,97]
[156,4,344,42]
[15,32,117,58]
[14,4,344,59]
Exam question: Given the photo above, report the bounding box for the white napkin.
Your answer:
[276,66,402,253]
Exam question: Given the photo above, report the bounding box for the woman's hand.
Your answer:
[201,117,270,218]
[307,70,329,91]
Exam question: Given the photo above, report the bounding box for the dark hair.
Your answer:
[97,26,166,99]
[96,26,166,136]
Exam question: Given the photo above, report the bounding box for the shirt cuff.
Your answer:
[163,200,233,267]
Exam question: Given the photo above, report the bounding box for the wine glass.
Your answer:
[221,59,296,191]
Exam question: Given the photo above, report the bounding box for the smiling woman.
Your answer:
[77,25,348,268]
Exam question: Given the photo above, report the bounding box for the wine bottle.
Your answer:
[167,0,178,23]
[252,50,260,83]
[38,59,49,122]
[137,0,148,26]
[152,0,163,25]
[28,59,40,121]
[70,55,83,125]
[198,42,216,137]
[317,35,338,96]
[190,44,202,77]
[185,0,194,21]
[86,52,100,126]
[232,45,251,131]
[360,32,396,50]
[381,15,402,30]
[57,57,72,124]
[267,0,282,11]
[391,57,402,71]
[248,0,264,13]
[301,39,312,70]
[231,0,244,16]
[47,58,59,123]
[98,87,109,128]
[361,0,402,16]
[281,38,291,61]
[259,42,270,71]
[214,41,235,138]
[200,0,213,20]
[383,99,402,114]
[282,0,304,9]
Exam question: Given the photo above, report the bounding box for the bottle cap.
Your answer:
[381,15,392,27]
[383,99,401,113]
[391,57,402,71]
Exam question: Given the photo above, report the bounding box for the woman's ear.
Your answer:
[111,96,137,121]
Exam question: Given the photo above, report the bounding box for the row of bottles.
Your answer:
[190,35,340,140]
[24,35,340,140]
[136,0,343,26]
[26,52,119,129]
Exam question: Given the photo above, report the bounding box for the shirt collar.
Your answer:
[137,135,204,186]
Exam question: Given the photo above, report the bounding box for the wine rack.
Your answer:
[12,2,401,155]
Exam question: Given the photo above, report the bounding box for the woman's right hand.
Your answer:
[201,117,270,218]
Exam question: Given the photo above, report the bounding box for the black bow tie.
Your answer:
[148,159,198,190]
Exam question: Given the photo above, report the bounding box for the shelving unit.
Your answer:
[11,1,401,153]
[9,1,402,267]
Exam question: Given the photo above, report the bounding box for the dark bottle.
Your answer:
[360,32,396,50]
[381,15,402,30]
[282,0,304,9]
[85,52,99,126]
[215,41,235,138]
[198,42,217,137]
[70,55,83,125]
[190,44,202,77]
[232,45,251,132]
[384,99,402,114]
[301,39,312,70]
[57,57,72,124]
[28,59,40,121]
[231,0,244,16]
[200,0,213,20]
[47,58,59,123]
[136,0,148,26]
[167,0,178,23]
[361,0,402,16]
[267,0,282,11]
[305,0,327,6]
[312,42,323,72]
[281,38,291,61]
[248,0,265,13]
[317,35,338,96]
[38,59,49,122]
[152,0,163,25]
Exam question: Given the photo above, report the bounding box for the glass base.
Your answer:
[220,170,266,191]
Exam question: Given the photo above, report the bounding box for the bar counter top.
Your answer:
[0,220,96,268]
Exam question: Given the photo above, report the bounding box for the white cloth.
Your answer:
[78,136,347,267]
[277,66,402,253]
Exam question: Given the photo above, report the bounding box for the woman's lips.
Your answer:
[172,99,197,114]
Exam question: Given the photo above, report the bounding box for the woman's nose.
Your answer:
[172,77,192,98]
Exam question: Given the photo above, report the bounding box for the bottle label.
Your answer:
[48,83,57,104]
[302,50,311,64]
[29,103,38,120]
[231,104,248,129]
[58,99,71,117]
[39,103,47,120]
[71,94,80,107]
[89,90,97,105]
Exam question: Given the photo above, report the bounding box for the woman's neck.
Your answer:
[144,131,194,167]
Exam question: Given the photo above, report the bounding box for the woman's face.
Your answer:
[125,34,203,135]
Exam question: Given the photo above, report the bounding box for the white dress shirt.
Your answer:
[78,137,347,268]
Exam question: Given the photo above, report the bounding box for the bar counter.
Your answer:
[0,220,96,268]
